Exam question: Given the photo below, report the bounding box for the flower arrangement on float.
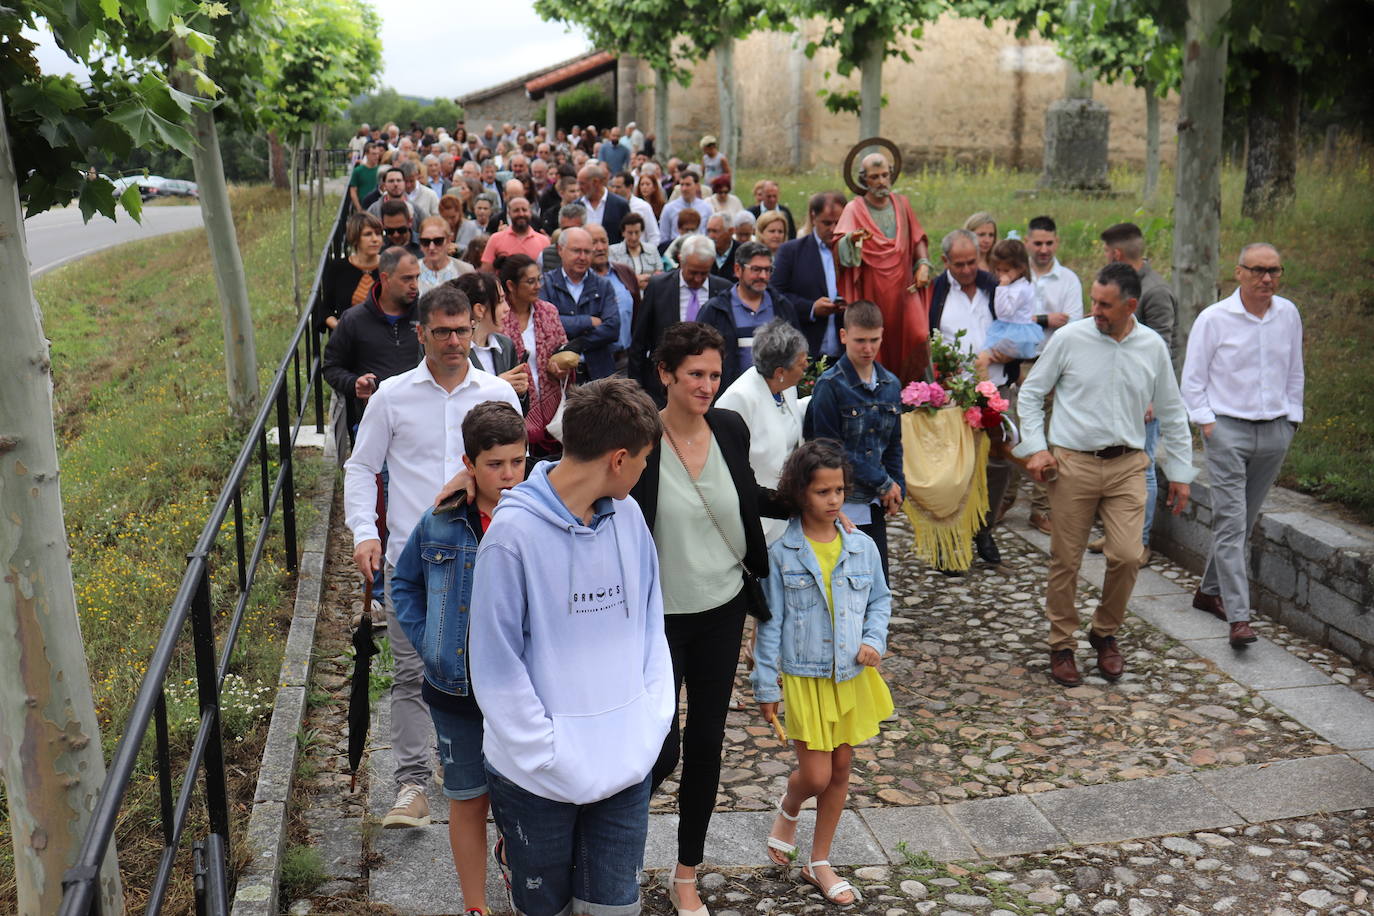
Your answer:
[900,330,1011,430]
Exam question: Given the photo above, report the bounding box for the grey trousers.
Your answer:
[384,559,433,790]
[1200,416,1295,622]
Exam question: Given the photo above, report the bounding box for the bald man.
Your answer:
[577,163,630,244]
[540,227,621,380]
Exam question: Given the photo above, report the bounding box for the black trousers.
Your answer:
[859,515,890,583]
[650,592,747,866]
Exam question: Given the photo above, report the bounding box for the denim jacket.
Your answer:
[802,354,904,506]
[750,519,892,704]
[392,500,481,697]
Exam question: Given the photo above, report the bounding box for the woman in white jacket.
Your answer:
[715,320,810,544]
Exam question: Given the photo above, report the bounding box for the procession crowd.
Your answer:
[322,117,1306,916]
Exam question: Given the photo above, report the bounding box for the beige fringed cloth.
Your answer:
[899,408,989,571]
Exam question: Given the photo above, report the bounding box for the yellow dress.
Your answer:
[780,534,895,752]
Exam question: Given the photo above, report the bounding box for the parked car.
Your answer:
[157,178,199,199]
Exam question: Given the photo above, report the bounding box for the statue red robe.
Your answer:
[835,194,931,384]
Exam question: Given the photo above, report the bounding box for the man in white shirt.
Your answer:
[345,284,521,830]
[929,229,1010,566]
[1016,262,1194,688]
[1181,243,1304,649]
[1022,214,1085,533]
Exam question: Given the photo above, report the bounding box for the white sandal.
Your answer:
[766,798,800,864]
[668,874,709,916]
[801,860,860,907]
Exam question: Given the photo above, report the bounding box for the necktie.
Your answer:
[687,287,701,321]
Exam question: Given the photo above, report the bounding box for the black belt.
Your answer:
[1077,445,1139,459]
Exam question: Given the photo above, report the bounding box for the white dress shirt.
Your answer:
[679,272,705,321]
[344,360,521,566]
[1032,258,1084,349]
[580,193,607,227]
[937,271,1005,386]
[1014,317,1196,484]
[1180,289,1304,424]
[626,194,661,247]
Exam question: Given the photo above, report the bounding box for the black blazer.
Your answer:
[747,203,797,240]
[629,270,732,404]
[630,408,782,583]
[710,240,738,281]
[773,233,833,357]
[585,193,631,244]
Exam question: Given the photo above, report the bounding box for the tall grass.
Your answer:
[735,157,1374,522]
[0,186,328,912]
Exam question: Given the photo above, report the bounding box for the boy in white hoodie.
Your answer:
[469,377,674,916]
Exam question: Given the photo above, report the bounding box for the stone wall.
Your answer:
[461,71,616,132]
[634,15,1178,170]
[1151,468,1374,670]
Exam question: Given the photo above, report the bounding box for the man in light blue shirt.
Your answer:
[1014,262,1194,688]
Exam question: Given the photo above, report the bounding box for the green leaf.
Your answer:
[145,0,178,30]
[99,0,121,18]
[119,183,145,223]
[78,178,117,223]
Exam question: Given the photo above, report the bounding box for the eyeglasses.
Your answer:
[744,264,774,274]
[1239,264,1283,278]
[383,226,411,236]
[519,276,542,286]
[427,325,473,340]
[419,237,447,247]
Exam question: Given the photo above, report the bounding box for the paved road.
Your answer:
[25,202,204,278]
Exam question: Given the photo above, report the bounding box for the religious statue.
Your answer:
[835,142,934,384]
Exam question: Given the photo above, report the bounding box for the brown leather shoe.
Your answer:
[1229,620,1258,648]
[1029,513,1052,534]
[1192,589,1226,621]
[1088,631,1124,680]
[1049,649,1083,686]
[1087,536,1105,553]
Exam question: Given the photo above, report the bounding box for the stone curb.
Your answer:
[232,448,339,916]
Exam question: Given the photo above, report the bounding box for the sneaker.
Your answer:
[382,783,431,828]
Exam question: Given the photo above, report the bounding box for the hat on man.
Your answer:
[700,135,718,149]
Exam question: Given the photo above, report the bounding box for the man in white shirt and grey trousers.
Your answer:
[345,284,521,829]
[1181,242,1304,650]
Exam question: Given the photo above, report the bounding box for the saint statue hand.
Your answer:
[914,262,932,289]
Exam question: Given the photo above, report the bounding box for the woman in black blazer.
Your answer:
[451,272,529,413]
[631,321,784,916]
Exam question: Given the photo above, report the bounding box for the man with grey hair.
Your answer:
[706,212,738,280]
[577,162,630,243]
[1182,243,1303,650]
[836,150,933,383]
[699,240,799,388]
[399,159,439,221]
[540,226,620,380]
[630,234,731,403]
[422,154,448,195]
[929,227,1010,567]
[541,202,587,272]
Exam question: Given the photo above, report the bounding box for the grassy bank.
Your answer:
[737,157,1374,522]
[0,185,328,911]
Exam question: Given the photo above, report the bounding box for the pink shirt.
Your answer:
[481,228,551,266]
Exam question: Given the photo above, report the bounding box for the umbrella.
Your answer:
[347,575,380,792]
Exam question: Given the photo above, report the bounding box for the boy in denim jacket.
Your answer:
[803,300,905,580]
[392,401,527,916]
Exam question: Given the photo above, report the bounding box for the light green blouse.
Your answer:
[654,437,747,615]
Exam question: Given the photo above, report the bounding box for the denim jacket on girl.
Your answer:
[751,518,892,704]
[392,499,482,697]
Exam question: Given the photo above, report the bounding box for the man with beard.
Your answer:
[481,197,550,267]
[835,152,934,384]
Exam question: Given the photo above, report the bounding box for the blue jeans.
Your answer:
[429,703,487,801]
[1142,418,1159,546]
[485,765,650,916]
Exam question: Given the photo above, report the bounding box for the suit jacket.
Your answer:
[467,331,530,414]
[710,240,738,281]
[773,233,835,357]
[539,268,620,380]
[584,193,631,244]
[697,288,800,390]
[629,270,731,404]
[747,203,797,240]
[928,269,1020,384]
[629,407,781,584]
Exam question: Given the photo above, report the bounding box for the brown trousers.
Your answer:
[1045,447,1149,651]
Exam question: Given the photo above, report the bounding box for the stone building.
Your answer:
[459,15,1179,171]
[456,51,618,132]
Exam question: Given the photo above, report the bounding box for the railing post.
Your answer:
[188,559,231,853]
[276,382,299,572]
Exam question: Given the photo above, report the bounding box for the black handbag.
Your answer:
[662,427,771,622]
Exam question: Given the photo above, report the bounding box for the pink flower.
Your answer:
[975,380,999,398]
[964,406,983,428]
[988,394,1010,412]
[928,384,949,408]
[901,381,931,407]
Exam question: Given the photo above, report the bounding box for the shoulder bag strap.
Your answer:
[661,427,750,573]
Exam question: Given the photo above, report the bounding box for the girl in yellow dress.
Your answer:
[752,441,894,906]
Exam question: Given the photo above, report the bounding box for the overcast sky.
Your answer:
[25,1,593,100]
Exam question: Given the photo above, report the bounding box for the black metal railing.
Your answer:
[294,147,354,185]
[59,180,353,916]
